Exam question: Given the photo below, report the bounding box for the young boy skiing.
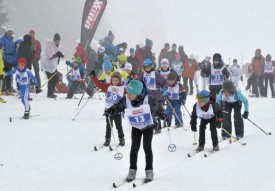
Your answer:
[138,58,168,134]
[190,90,222,151]
[5,58,42,119]
[105,79,167,183]
[65,57,93,99]
[216,80,249,139]
[90,71,125,147]
[166,72,187,128]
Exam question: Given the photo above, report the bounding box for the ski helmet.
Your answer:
[103,61,113,71]
[143,59,153,67]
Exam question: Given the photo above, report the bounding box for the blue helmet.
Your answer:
[196,90,210,103]
[143,59,153,67]
[103,61,113,71]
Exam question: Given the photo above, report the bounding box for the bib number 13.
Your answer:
[134,115,145,123]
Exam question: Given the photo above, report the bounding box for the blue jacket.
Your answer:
[103,37,118,62]
[0,33,17,64]
[5,68,38,88]
[216,89,249,112]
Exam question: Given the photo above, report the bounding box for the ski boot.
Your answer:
[213,145,219,151]
[119,138,125,146]
[196,145,204,152]
[154,129,161,134]
[103,139,110,147]
[144,170,154,183]
[126,169,136,182]
[23,111,30,119]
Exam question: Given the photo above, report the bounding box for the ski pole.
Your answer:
[107,116,123,160]
[247,118,272,135]
[41,71,58,88]
[193,132,197,145]
[72,97,91,121]
[77,79,92,109]
[165,97,184,128]
[221,127,246,146]
[183,105,191,117]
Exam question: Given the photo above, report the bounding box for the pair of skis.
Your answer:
[113,179,148,188]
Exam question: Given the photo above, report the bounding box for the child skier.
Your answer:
[229,59,243,88]
[158,58,170,79]
[190,90,222,151]
[65,57,93,99]
[98,60,118,83]
[104,79,167,183]
[5,58,42,119]
[166,72,187,128]
[138,58,168,134]
[216,80,249,139]
[0,42,6,103]
[90,71,125,146]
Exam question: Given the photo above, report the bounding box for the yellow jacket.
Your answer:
[0,49,5,76]
[99,68,119,83]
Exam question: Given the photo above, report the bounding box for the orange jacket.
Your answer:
[183,59,198,79]
[251,56,265,77]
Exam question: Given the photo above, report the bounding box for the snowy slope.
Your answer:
[1,68,275,191]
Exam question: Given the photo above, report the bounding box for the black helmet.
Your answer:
[213,53,222,61]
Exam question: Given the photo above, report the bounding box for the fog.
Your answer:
[3,0,275,64]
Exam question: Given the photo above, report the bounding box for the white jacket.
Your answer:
[41,41,59,73]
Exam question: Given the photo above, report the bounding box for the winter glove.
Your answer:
[65,60,71,65]
[35,87,42,94]
[159,113,168,121]
[90,71,96,78]
[191,125,197,132]
[104,108,115,116]
[56,51,65,58]
[215,118,223,128]
[162,88,168,97]
[242,111,249,119]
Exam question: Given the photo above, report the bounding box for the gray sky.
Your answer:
[97,0,275,64]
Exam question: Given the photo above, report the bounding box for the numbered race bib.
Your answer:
[16,71,29,85]
[172,63,182,76]
[143,71,157,90]
[222,94,237,103]
[264,62,273,74]
[72,69,81,81]
[125,96,154,130]
[196,103,214,120]
[211,65,225,86]
[167,83,179,100]
[159,70,169,79]
[105,86,124,108]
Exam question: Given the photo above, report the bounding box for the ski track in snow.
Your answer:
[1,68,275,191]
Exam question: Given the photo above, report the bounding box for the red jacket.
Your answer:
[135,49,146,71]
[91,75,126,94]
[31,38,41,62]
[183,59,198,79]
[74,44,89,65]
[251,55,265,77]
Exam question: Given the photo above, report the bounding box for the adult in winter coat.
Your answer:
[199,56,211,90]
[190,90,222,151]
[105,79,167,183]
[183,55,198,95]
[145,38,153,61]
[127,48,139,74]
[41,33,64,98]
[0,27,17,92]
[17,34,34,70]
[158,43,170,68]
[167,43,178,67]
[246,49,265,97]
[262,54,275,97]
[135,43,146,71]
[29,30,42,88]
[103,30,118,62]
[216,80,249,139]
[178,45,188,65]
[74,43,89,65]
[208,53,230,98]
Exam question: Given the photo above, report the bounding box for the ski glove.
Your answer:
[215,118,223,128]
[90,71,96,78]
[191,125,197,132]
[56,51,65,58]
[35,87,42,94]
[242,111,249,119]
[162,88,168,97]
[159,113,168,121]
[104,108,115,116]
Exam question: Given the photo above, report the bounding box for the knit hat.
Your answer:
[74,56,82,64]
[196,90,210,103]
[103,60,113,71]
[222,80,236,93]
[125,63,132,71]
[167,72,177,81]
[111,72,122,84]
[160,58,169,67]
[53,33,61,41]
[126,80,143,96]
[213,53,222,61]
[143,59,153,67]
[138,43,145,49]
[145,38,153,48]
[7,26,13,32]
[18,57,27,68]
[130,48,135,54]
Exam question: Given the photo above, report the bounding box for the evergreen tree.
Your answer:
[0,0,8,34]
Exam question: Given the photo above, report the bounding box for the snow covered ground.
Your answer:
[1,69,275,191]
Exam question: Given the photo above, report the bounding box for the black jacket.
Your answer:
[17,34,34,70]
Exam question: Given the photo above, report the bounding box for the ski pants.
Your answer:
[46,70,58,96]
[198,118,218,146]
[166,99,183,127]
[67,80,93,98]
[202,77,210,90]
[183,77,193,94]
[105,113,124,140]
[222,101,244,138]
[248,74,264,97]
[263,75,274,97]
[2,63,13,90]
[19,85,30,112]
[130,126,154,171]
[32,61,41,88]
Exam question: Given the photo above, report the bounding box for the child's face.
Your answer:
[223,91,230,97]
[18,63,25,70]
[161,66,169,71]
[105,70,111,74]
[111,77,120,86]
[127,93,137,101]
[198,100,206,107]
[143,65,152,72]
[168,79,176,86]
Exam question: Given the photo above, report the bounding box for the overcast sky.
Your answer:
[96,0,275,64]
